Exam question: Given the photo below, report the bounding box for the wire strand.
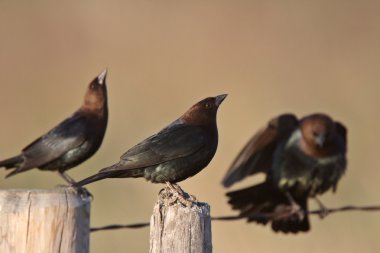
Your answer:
[90,204,380,232]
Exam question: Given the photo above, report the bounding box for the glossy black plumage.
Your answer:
[223,113,347,233]
[0,70,108,183]
[73,94,227,187]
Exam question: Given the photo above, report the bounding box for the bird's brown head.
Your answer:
[300,113,336,151]
[181,94,227,126]
[82,69,108,115]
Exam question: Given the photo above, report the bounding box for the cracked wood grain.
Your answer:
[0,187,91,253]
[149,187,212,253]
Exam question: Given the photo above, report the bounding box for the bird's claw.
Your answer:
[77,187,93,200]
[162,182,198,207]
[315,197,329,219]
[318,208,329,219]
[272,203,304,221]
[291,203,305,221]
[271,192,305,221]
[175,194,194,207]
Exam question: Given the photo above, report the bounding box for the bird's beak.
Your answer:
[215,94,227,106]
[315,134,325,148]
[97,69,107,85]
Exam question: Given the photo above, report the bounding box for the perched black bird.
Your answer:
[222,113,347,233]
[73,94,227,190]
[0,70,108,184]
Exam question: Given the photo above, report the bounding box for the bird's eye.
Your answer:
[205,103,212,109]
[90,83,96,90]
[312,131,319,137]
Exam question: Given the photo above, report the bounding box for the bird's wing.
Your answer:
[222,114,298,187]
[20,113,88,169]
[100,124,205,172]
[335,121,347,151]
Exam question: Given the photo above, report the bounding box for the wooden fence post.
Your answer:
[149,187,212,253]
[0,187,91,253]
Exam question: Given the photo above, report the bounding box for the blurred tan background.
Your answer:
[1,0,379,252]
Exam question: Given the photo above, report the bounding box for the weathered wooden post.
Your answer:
[149,187,212,253]
[0,187,91,253]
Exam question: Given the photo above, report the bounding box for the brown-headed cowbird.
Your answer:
[222,113,347,233]
[73,94,227,192]
[0,70,108,184]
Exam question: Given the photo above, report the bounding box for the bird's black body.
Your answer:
[74,94,227,187]
[36,112,107,172]
[0,70,108,183]
[223,113,347,233]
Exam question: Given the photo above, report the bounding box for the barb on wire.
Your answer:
[90,204,380,232]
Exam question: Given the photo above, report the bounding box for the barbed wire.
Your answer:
[90,204,380,232]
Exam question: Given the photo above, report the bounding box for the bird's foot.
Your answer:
[77,187,93,200]
[164,182,198,207]
[58,171,77,185]
[284,192,305,221]
[290,202,304,221]
[171,183,198,202]
[175,194,194,207]
[314,197,329,219]
[272,203,304,221]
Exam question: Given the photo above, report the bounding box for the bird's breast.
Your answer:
[274,146,346,197]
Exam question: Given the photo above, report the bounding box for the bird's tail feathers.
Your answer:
[99,163,145,178]
[222,166,245,188]
[226,182,310,233]
[73,164,145,187]
[0,155,23,169]
[5,168,25,178]
[72,172,110,187]
[227,182,281,225]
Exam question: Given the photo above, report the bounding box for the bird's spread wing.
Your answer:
[21,113,88,169]
[100,124,205,172]
[222,114,298,187]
